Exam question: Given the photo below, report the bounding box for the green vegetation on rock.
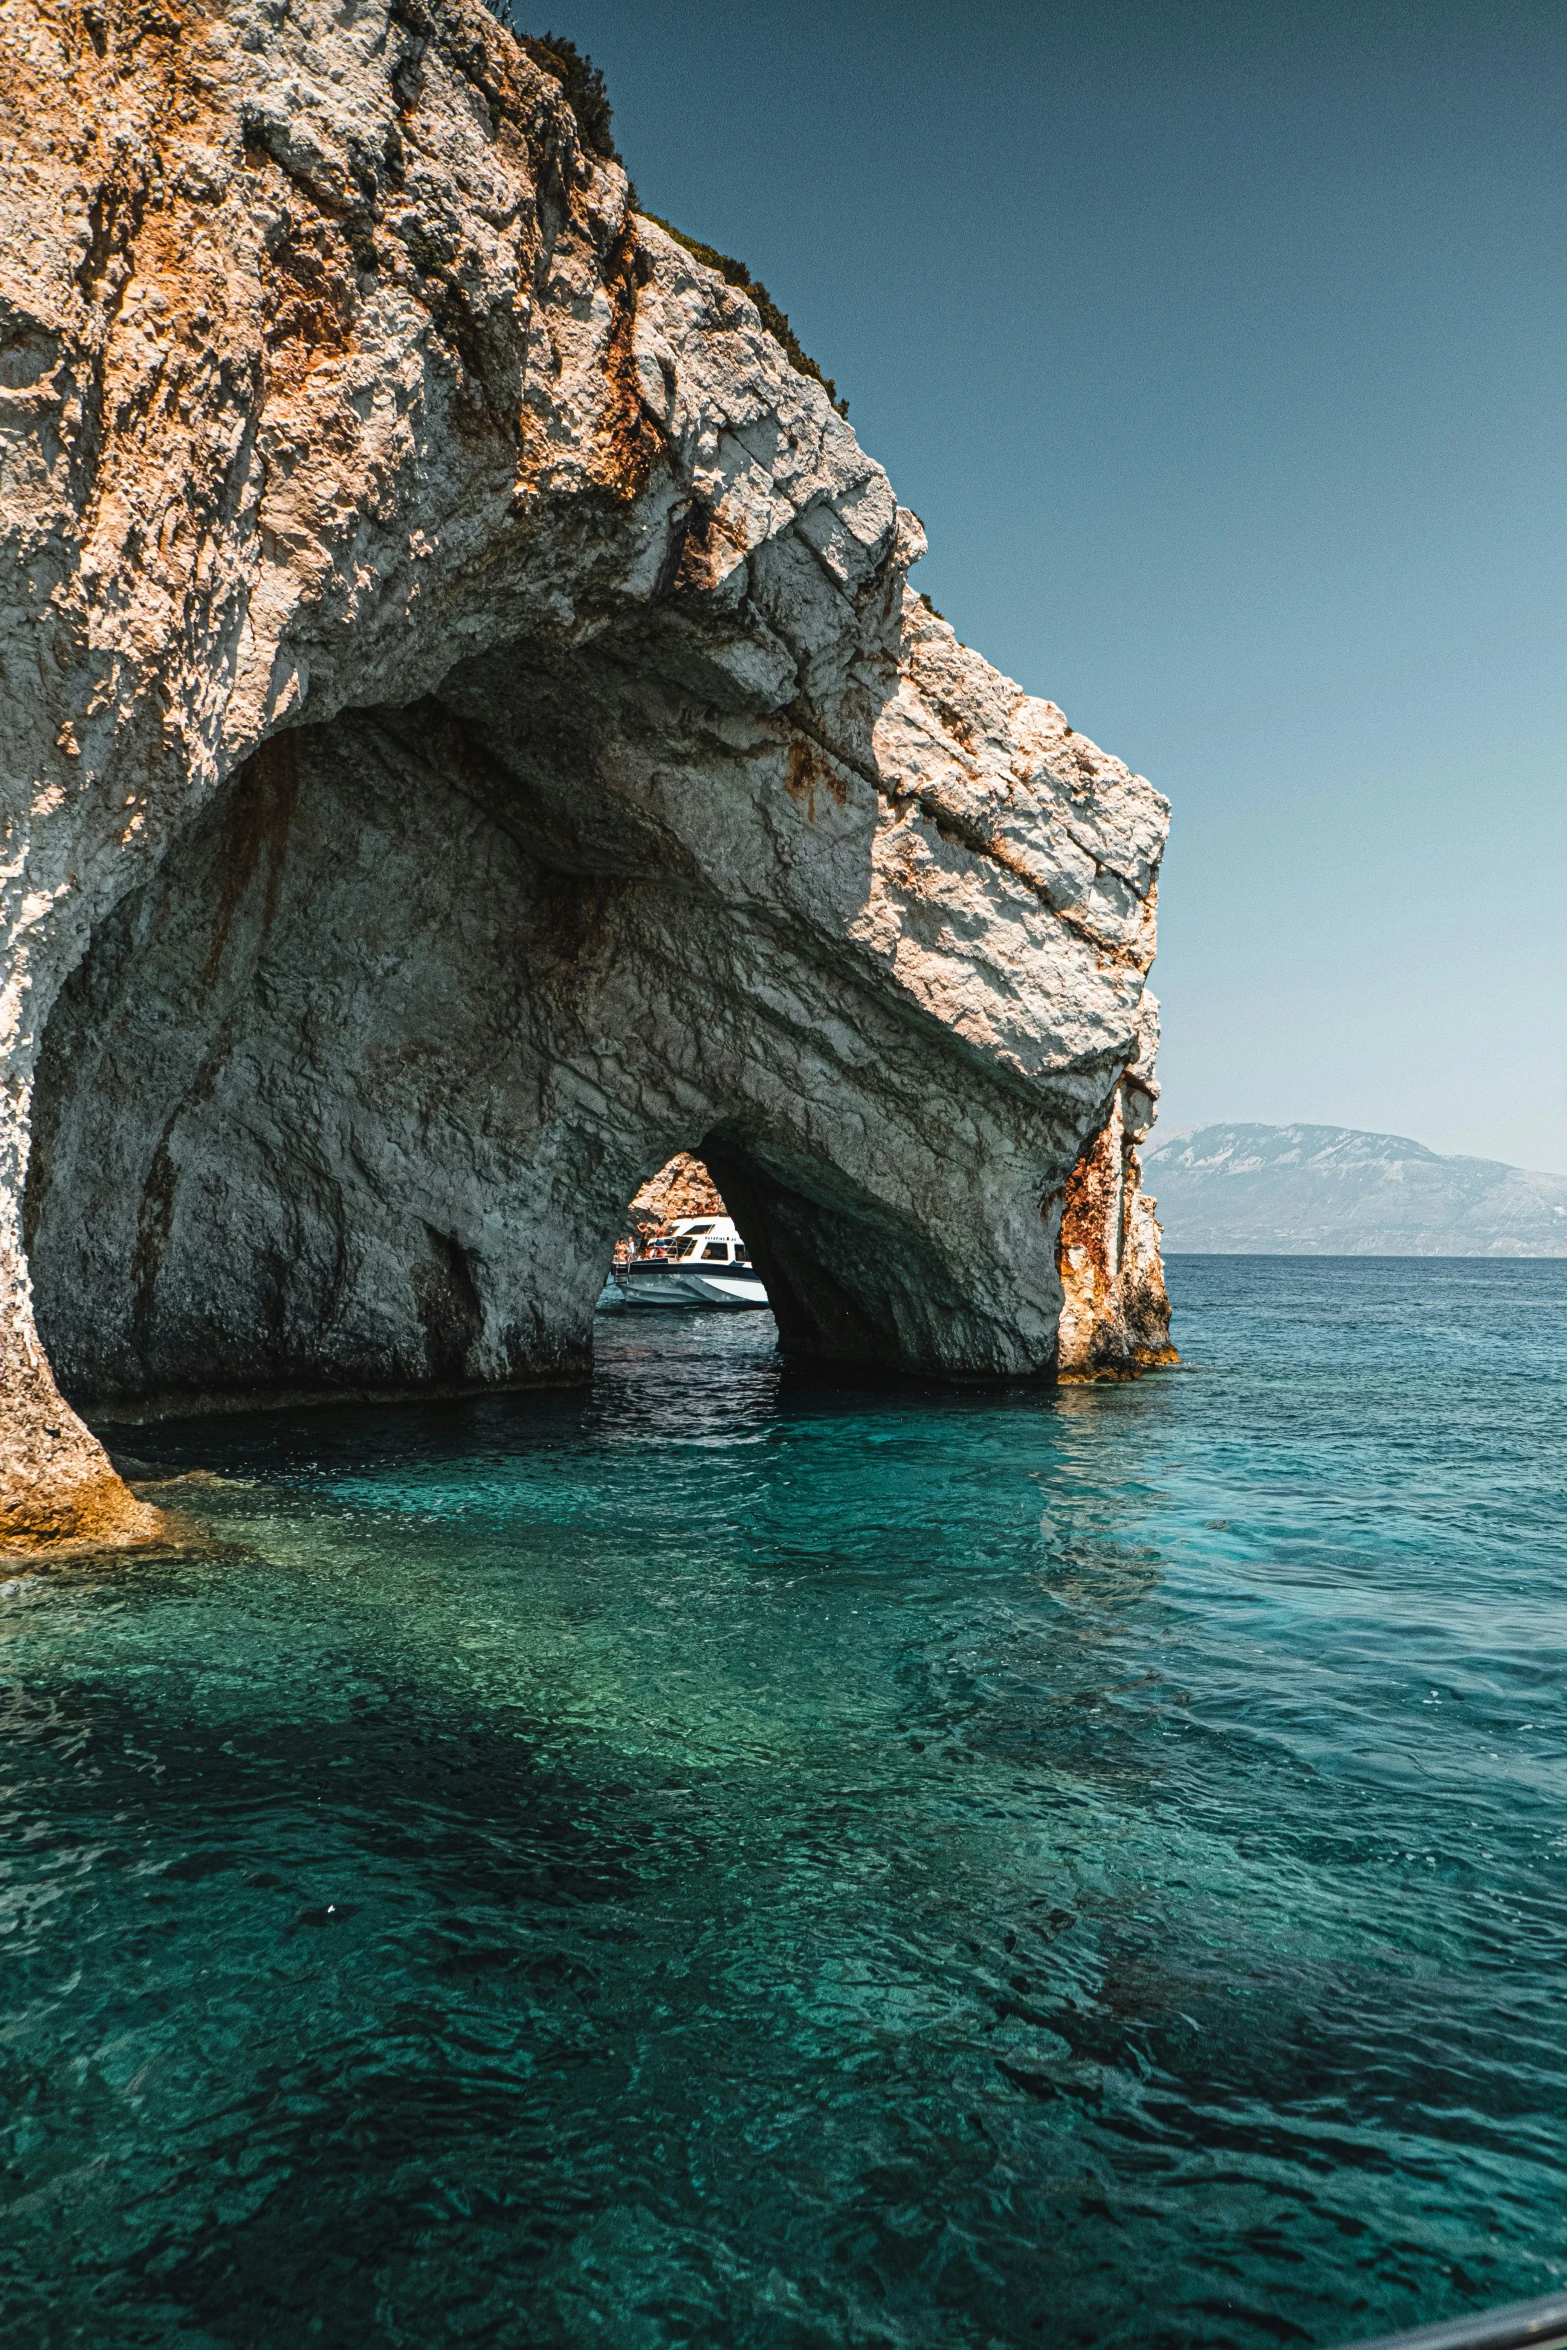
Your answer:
[476,10,846,416]
[482,8,620,161]
[518,29,617,159]
[643,214,848,417]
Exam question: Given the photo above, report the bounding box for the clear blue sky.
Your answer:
[533,1,1567,1172]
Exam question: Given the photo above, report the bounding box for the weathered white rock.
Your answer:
[0,0,1172,1547]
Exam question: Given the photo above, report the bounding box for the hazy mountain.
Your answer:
[1141,1122,1567,1255]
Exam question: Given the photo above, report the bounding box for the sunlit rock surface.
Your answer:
[629,1155,726,1232]
[0,0,1171,1544]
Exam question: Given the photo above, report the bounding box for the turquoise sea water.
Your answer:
[3,1257,1566,2349]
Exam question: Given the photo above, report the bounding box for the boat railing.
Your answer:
[1331,2291,1567,2350]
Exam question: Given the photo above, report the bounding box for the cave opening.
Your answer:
[23,712,1026,1437]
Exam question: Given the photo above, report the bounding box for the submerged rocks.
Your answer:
[0,0,1172,1546]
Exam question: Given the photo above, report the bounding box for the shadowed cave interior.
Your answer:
[25,686,1077,1421]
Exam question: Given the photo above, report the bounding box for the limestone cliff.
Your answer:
[629,1155,727,1233]
[0,0,1172,1547]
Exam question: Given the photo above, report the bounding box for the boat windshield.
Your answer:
[651,1222,755,1268]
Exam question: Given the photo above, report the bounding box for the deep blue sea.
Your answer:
[4,1257,1565,2349]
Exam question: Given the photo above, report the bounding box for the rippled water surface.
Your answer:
[4,1257,1566,2348]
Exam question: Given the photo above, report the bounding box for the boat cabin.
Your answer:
[660,1217,753,1267]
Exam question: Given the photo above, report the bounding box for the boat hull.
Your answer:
[597,1266,770,1313]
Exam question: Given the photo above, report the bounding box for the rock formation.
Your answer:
[0,0,1172,1549]
[628,1154,727,1234]
[1145,1123,1567,1255]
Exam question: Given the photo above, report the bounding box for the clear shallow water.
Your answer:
[4,1257,1566,2350]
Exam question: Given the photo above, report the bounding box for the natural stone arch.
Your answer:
[0,0,1172,1545]
[25,675,1150,1416]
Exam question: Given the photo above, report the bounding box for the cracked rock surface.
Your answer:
[1,0,1172,1548]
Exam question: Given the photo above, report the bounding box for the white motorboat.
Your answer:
[597,1216,770,1312]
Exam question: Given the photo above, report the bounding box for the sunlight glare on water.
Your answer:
[2,1257,1565,2348]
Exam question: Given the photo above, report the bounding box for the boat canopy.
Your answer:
[663,1217,751,1266]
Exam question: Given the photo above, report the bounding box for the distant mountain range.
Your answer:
[1141,1122,1567,1255]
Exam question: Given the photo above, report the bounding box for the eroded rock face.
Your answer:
[0,0,1171,1543]
[629,1156,726,1231]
